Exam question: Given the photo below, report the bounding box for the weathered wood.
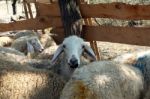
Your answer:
[36,3,60,16]
[84,26,150,46]
[51,26,150,46]
[25,0,36,3]
[84,18,101,60]
[23,0,29,19]
[26,3,34,19]
[36,2,150,20]
[0,17,62,32]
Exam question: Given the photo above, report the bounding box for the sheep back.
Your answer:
[60,61,143,99]
[11,36,38,53]
[14,30,38,39]
[0,55,66,99]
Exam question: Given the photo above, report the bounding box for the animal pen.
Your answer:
[1,0,150,60]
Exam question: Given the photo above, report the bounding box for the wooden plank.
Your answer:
[0,17,62,32]
[36,3,60,16]
[26,3,34,19]
[84,18,101,60]
[51,26,150,46]
[80,2,150,20]
[23,0,29,19]
[25,0,36,3]
[84,26,150,46]
[93,41,101,60]
[36,2,150,20]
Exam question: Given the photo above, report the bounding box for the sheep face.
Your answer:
[29,37,44,52]
[51,36,96,68]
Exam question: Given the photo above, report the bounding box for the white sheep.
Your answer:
[0,36,14,47]
[51,35,96,80]
[13,30,55,49]
[114,50,150,99]
[11,36,44,58]
[0,52,66,99]
[0,47,26,63]
[0,46,25,56]
[40,32,56,48]
[144,86,150,99]
[0,31,36,47]
[36,46,58,59]
[13,30,39,39]
[0,47,53,70]
[60,61,144,99]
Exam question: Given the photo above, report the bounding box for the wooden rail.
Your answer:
[36,2,150,20]
[0,17,62,32]
[51,26,150,46]
[1,2,150,47]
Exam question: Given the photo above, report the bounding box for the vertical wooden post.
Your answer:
[85,1,100,60]
[26,3,33,19]
[81,0,101,60]
[23,0,29,19]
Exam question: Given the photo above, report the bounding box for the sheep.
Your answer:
[114,50,150,99]
[144,86,150,99]
[11,36,44,58]
[36,46,58,59]
[40,32,56,48]
[0,46,25,56]
[0,36,14,47]
[50,35,96,81]
[22,59,52,69]
[0,52,66,99]
[60,61,144,99]
[13,30,39,39]
[114,50,150,83]
[0,47,26,63]
[12,30,55,49]
[0,47,53,70]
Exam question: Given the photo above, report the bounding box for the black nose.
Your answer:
[69,58,78,68]
[39,48,44,53]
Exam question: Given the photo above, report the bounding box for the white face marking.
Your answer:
[51,35,96,68]
[62,36,84,65]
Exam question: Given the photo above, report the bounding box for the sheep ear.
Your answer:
[27,41,35,54]
[83,44,96,61]
[51,44,64,64]
[27,41,35,58]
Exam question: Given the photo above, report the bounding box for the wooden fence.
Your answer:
[1,0,150,59]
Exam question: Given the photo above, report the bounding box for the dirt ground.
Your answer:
[96,41,150,60]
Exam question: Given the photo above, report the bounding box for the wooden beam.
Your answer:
[84,26,150,46]
[36,3,60,16]
[36,2,150,20]
[51,26,150,46]
[0,17,62,32]
[25,0,36,3]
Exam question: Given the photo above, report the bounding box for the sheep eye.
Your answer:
[82,45,85,49]
[63,44,66,48]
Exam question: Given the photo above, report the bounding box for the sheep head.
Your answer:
[51,35,96,68]
[28,37,44,53]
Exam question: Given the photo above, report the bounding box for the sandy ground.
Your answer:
[0,0,36,23]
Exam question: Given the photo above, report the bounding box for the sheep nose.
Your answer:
[39,48,44,53]
[69,58,79,68]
